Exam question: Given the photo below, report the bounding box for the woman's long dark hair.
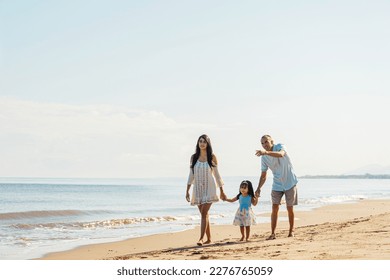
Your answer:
[236,180,255,198]
[191,134,215,172]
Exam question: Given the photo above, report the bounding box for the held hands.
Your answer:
[255,188,261,198]
[186,189,227,202]
[252,196,258,206]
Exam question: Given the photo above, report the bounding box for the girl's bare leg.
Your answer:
[240,226,245,241]
[245,226,250,241]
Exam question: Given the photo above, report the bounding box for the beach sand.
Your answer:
[40,199,390,260]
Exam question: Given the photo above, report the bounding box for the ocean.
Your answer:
[1,176,390,260]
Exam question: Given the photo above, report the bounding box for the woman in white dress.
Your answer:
[186,134,226,246]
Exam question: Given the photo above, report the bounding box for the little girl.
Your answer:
[225,180,258,241]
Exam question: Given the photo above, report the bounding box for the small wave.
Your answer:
[0,210,86,220]
[82,216,179,228]
[9,213,237,231]
[300,195,367,205]
[0,209,116,220]
[11,215,180,230]
[12,223,67,230]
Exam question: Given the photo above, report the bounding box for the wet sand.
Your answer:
[40,199,390,260]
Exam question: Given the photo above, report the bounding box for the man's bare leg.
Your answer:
[287,205,294,237]
[267,204,279,240]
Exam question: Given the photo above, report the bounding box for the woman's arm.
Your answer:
[186,155,194,202]
[211,154,226,200]
[186,183,191,202]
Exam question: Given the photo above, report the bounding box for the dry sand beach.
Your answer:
[40,199,390,260]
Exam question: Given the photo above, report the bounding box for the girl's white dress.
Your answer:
[187,160,223,206]
[233,195,256,226]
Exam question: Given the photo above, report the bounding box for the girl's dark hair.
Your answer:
[236,180,255,198]
[191,134,215,172]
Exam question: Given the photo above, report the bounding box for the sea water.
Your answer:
[1,177,390,260]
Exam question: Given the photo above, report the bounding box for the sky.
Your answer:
[1,0,390,178]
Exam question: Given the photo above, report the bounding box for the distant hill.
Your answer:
[344,164,390,175]
[300,174,390,179]
[301,164,390,179]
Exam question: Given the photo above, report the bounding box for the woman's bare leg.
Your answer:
[197,203,212,245]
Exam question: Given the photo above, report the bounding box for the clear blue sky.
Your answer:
[1,0,389,178]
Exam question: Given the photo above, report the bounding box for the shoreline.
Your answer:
[39,199,390,260]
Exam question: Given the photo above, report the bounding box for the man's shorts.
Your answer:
[271,185,298,206]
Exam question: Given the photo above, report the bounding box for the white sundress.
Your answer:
[187,160,223,206]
